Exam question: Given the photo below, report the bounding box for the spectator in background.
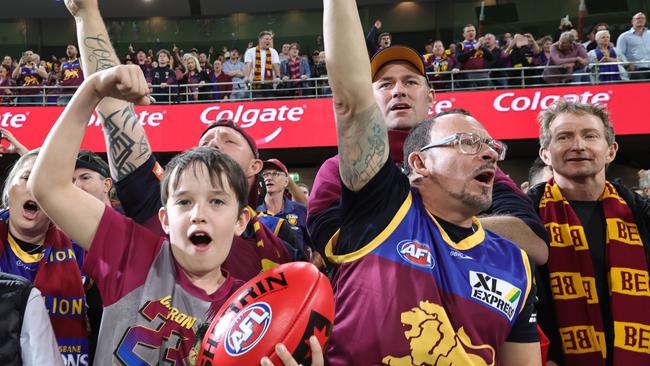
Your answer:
[554,15,574,42]
[617,12,650,80]
[12,51,48,106]
[0,65,15,105]
[447,41,457,54]
[123,53,134,65]
[135,48,151,75]
[44,61,61,106]
[484,33,510,86]
[180,53,209,102]
[311,50,329,95]
[502,32,514,50]
[588,30,627,83]
[535,36,553,67]
[583,23,610,52]
[520,157,552,193]
[257,159,310,255]
[426,40,460,90]
[279,43,291,62]
[456,24,494,88]
[365,19,391,56]
[638,169,650,198]
[222,47,247,99]
[2,55,14,74]
[422,39,434,59]
[542,31,588,84]
[58,44,84,106]
[198,51,210,70]
[244,30,281,98]
[207,59,232,101]
[507,33,541,86]
[280,42,311,96]
[147,49,177,103]
[297,182,310,200]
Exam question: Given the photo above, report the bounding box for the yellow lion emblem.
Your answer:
[63,69,80,81]
[382,301,495,366]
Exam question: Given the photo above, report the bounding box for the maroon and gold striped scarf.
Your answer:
[539,179,650,365]
[287,57,302,80]
[253,46,273,88]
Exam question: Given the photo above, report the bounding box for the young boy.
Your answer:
[28,65,322,365]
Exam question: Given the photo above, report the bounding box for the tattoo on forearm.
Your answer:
[83,35,117,72]
[338,105,387,191]
[100,105,150,179]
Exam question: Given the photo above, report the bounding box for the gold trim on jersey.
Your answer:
[326,192,413,264]
[520,249,533,315]
[7,232,44,263]
[427,212,485,250]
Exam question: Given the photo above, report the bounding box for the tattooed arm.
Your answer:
[323,0,389,192]
[66,0,151,180]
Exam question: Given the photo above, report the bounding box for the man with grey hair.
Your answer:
[528,100,650,365]
[542,31,589,84]
[616,12,650,80]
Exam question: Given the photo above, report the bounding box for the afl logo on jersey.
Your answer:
[397,240,435,269]
[225,302,273,356]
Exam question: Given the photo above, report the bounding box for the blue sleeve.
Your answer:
[114,155,163,224]
[489,180,549,244]
[301,58,311,78]
[280,60,288,78]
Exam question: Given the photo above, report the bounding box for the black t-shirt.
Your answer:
[338,157,539,343]
[570,200,613,365]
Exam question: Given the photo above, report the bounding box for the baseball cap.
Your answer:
[199,119,259,158]
[75,150,110,178]
[262,158,288,174]
[190,47,199,53]
[370,45,426,81]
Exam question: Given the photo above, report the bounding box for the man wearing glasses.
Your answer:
[257,159,310,254]
[322,0,541,364]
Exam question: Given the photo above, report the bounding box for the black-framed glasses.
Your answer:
[419,132,508,161]
[261,171,286,179]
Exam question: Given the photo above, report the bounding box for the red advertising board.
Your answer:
[0,83,648,152]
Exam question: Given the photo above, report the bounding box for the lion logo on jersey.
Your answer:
[63,68,80,81]
[286,214,299,226]
[382,301,495,366]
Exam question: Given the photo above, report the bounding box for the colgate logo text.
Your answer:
[0,112,28,128]
[493,91,611,112]
[199,105,305,127]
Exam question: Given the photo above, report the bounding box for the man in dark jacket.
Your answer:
[0,272,62,366]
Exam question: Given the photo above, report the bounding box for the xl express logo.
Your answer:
[469,271,521,321]
[397,240,435,269]
[225,302,273,356]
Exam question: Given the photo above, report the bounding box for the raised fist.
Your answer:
[92,65,151,105]
[64,0,98,17]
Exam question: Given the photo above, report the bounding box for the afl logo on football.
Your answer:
[225,302,273,356]
[397,240,435,268]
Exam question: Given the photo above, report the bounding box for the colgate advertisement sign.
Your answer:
[1,83,648,152]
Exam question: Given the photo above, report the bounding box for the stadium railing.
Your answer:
[1,61,648,106]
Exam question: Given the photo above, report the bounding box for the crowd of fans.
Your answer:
[1,12,648,106]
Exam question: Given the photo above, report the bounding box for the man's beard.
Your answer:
[449,185,493,213]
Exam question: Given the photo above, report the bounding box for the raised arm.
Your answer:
[66,0,152,180]
[29,65,150,250]
[324,0,389,192]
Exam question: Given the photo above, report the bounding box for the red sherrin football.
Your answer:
[196,262,334,366]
